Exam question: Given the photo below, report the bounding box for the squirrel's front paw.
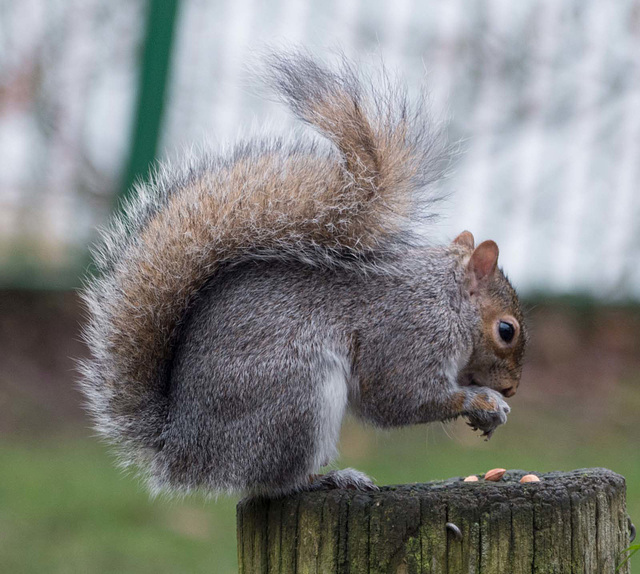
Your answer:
[308,468,379,492]
[463,388,510,440]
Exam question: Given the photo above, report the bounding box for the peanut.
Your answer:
[484,468,506,481]
[520,474,541,483]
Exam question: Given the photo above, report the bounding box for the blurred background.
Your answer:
[1,0,639,572]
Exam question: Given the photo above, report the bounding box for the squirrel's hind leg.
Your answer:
[231,344,358,498]
[255,346,378,496]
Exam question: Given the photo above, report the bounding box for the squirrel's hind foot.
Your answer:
[308,468,379,492]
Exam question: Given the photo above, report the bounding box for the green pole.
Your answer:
[120,0,180,205]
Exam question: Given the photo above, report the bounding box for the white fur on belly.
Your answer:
[313,350,349,470]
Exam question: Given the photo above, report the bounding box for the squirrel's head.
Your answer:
[452,231,527,398]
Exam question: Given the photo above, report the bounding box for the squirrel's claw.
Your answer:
[466,420,493,439]
[482,429,494,440]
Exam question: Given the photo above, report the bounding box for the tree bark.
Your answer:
[237,468,632,573]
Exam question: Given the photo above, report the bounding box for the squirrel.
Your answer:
[79,52,527,497]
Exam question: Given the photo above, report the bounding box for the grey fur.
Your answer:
[79,51,524,497]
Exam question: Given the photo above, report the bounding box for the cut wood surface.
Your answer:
[237,468,632,574]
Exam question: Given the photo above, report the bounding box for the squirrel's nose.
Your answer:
[501,386,516,398]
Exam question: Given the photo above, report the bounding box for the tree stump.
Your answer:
[237,468,633,573]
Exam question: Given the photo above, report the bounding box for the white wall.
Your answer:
[1,0,639,298]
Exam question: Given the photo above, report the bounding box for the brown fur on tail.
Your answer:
[79,51,449,465]
[267,52,449,228]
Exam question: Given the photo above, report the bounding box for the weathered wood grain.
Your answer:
[237,468,632,573]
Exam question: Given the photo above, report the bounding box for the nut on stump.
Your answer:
[484,468,506,481]
[520,474,541,483]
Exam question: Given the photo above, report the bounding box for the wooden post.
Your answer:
[237,468,633,573]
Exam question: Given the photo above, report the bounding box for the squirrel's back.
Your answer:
[79,51,450,485]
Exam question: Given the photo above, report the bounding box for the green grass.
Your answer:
[0,440,238,573]
[1,400,638,573]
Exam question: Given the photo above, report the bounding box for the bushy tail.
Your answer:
[266,52,448,219]
[79,51,449,469]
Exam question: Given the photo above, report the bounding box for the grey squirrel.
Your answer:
[80,52,527,496]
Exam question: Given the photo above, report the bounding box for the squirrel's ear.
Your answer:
[467,240,499,293]
[452,230,475,250]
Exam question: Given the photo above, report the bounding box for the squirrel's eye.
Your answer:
[498,321,515,343]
